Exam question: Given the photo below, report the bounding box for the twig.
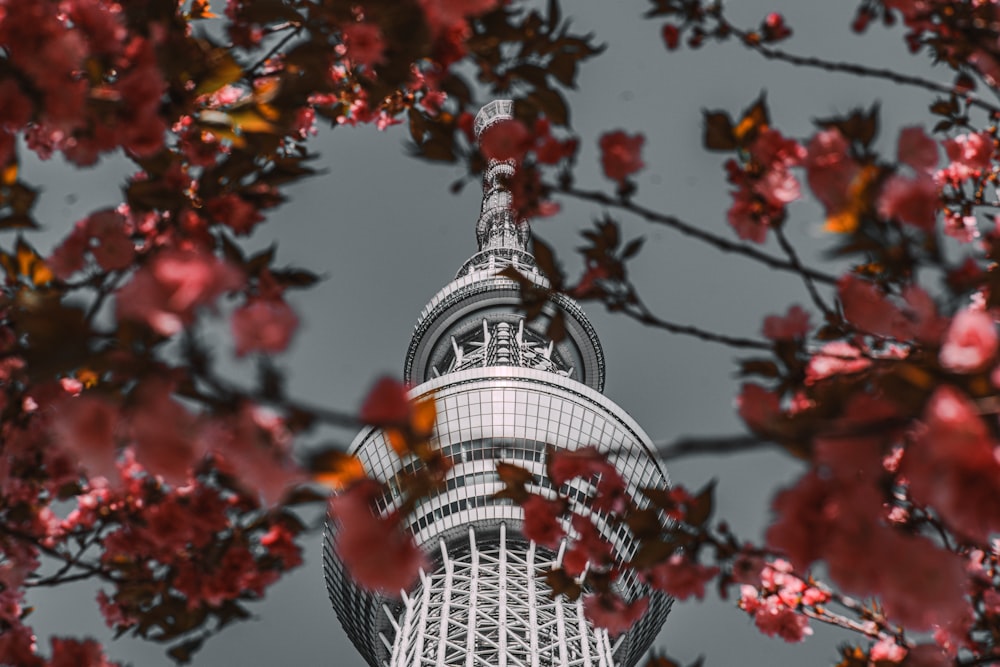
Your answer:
[555,185,838,285]
[773,226,834,318]
[85,271,125,323]
[728,26,1000,117]
[620,289,774,350]
[246,22,305,76]
[0,524,117,585]
[653,434,767,460]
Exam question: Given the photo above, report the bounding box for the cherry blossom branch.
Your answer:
[85,270,126,323]
[619,287,774,350]
[245,22,305,76]
[28,532,101,587]
[727,25,1000,117]
[0,524,118,585]
[554,184,838,285]
[773,226,834,317]
[801,606,881,636]
[653,434,768,460]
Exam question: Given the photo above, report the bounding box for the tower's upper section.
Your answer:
[404,101,607,391]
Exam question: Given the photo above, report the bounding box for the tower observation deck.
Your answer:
[324,100,672,667]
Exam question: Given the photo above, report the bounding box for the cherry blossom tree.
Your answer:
[3,1,1000,667]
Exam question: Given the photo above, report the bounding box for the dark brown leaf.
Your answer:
[685,479,716,528]
[702,111,736,151]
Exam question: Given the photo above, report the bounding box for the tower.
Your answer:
[324,100,671,667]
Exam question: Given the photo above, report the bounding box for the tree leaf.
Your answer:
[685,479,716,528]
[702,111,736,151]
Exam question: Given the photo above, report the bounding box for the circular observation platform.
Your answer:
[324,367,671,667]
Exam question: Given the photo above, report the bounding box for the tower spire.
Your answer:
[473,100,530,253]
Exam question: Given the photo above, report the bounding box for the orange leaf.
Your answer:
[1,161,17,186]
[410,397,437,437]
[386,428,410,456]
[309,450,367,491]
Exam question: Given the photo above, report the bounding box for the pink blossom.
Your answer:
[48,221,90,280]
[762,304,811,341]
[548,446,614,485]
[341,22,386,70]
[260,523,303,569]
[904,644,952,667]
[173,543,272,609]
[199,405,304,507]
[765,470,832,571]
[754,165,801,207]
[97,591,135,631]
[231,297,299,357]
[521,494,565,548]
[877,174,938,231]
[726,186,769,244]
[752,595,813,642]
[116,249,243,335]
[47,394,120,481]
[662,24,680,50]
[419,0,499,37]
[330,480,426,594]
[838,274,910,338]
[85,209,135,271]
[805,129,860,216]
[0,78,33,130]
[939,307,998,372]
[902,285,948,344]
[642,554,719,600]
[877,533,970,631]
[971,50,1000,89]
[750,128,806,168]
[206,193,264,236]
[905,386,1000,541]
[582,593,648,637]
[359,376,410,425]
[804,341,871,385]
[479,118,531,163]
[870,637,907,663]
[897,126,938,173]
[128,378,204,486]
[737,383,781,434]
[943,131,993,171]
[943,212,979,243]
[0,623,37,666]
[48,637,119,667]
[599,131,645,184]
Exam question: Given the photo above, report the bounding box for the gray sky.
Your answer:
[22,1,950,665]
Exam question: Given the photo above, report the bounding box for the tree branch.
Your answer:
[653,434,768,460]
[728,26,1000,117]
[773,226,834,318]
[620,288,774,350]
[555,184,838,285]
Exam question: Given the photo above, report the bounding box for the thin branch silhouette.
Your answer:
[653,434,767,460]
[555,184,838,285]
[725,23,1000,117]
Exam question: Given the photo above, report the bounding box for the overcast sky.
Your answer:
[22,1,951,665]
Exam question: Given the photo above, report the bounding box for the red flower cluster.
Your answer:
[727,128,805,243]
[599,130,646,185]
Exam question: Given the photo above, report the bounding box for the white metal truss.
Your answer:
[385,523,612,667]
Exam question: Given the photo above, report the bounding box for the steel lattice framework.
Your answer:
[325,100,672,667]
[390,525,613,667]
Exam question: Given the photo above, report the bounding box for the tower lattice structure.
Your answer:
[324,100,672,667]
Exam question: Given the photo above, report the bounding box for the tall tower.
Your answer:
[324,100,671,667]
